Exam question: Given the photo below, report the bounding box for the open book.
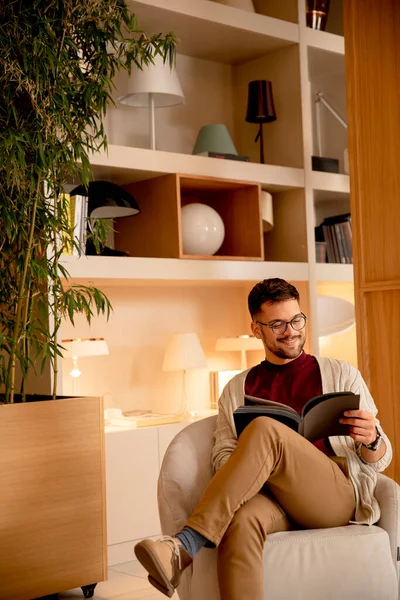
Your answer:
[233,391,360,441]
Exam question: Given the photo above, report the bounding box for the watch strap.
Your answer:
[362,428,382,451]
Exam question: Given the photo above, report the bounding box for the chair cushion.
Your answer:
[188,525,397,600]
[263,525,397,599]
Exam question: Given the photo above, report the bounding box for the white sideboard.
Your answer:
[105,420,190,566]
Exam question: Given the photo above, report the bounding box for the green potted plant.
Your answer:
[0,1,176,598]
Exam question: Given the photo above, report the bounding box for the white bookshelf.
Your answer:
[60,0,352,397]
[316,263,354,282]
[60,255,309,286]
[89,145,304,192]
[128,0,298,64]
[311,171,350,193]
[305,28,344,55]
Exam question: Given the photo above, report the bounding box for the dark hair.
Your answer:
[248,278,300,319]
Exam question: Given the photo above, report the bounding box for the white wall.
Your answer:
[60,283,254,414]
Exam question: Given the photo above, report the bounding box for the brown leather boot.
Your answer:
[134,535,193,597]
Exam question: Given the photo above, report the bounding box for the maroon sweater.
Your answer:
[244,352,333,456]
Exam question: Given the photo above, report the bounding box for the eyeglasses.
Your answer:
[255,313,307,335]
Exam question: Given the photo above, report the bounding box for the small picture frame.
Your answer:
[210,370,242,409]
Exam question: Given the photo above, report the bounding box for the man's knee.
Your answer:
[222,501,265,544]
[243,416,294,440]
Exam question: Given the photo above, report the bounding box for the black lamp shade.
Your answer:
[246,80,276,124]
[70,181,140,219]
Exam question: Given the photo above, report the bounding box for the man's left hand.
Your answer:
[339,410,376,444]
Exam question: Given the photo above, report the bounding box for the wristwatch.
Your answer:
[362,428,383,452]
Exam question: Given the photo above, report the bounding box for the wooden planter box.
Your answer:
[0,397,107,600]
[114,173,264,261]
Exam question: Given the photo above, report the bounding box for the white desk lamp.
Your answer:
[118,54,184,150]
[315,90,349,173]
[215,335,264,370]
[162,332,207,418]
[62,337,109,395]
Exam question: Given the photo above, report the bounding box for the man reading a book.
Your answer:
[135,278,391,600]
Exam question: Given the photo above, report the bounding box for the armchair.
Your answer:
[158,416,399,600]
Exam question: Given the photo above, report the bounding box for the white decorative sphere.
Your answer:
[181,203,225,255]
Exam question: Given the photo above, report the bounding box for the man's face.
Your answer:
[251,299,306,364]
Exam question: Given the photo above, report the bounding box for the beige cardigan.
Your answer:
[212,356,392,525]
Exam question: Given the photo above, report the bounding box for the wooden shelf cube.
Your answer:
[114,174,264,261]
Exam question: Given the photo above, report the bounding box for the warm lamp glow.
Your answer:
[62,337,109,395]
[162,333,207,419]
[62,337,109,358]
[216,335,263,370]
[162,333,207,372]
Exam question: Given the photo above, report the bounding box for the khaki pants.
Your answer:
[186,417,356,600]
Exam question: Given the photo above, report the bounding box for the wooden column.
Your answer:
[344,0,400,481]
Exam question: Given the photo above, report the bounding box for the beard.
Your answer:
[265,333,306,360]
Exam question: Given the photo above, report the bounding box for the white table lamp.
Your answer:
[261,191,274,232]
[216,335,264,370]
[162,332,207,418]
[62,337,109,395]
[118,55,184,150]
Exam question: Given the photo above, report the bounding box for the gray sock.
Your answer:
[175,526,209,558]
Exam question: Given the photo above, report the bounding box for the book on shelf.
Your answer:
[63,193,88,255]
[197,151,250,162]
[316,213,352,264]
[233,391,360,441]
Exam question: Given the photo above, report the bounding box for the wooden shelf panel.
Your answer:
[129,0,298,65]
[60,255,309,286]
[305,29,344,55]
[88,146,304,192]
[311,171,350,193]
[316,263,354,282]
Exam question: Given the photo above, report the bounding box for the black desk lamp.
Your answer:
[245,80,277,164]
[70,181,140,256]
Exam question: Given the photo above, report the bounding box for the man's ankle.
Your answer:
[175,526,209,558]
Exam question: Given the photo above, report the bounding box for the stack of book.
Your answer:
[315,213,352,264]
[63,193,88,255]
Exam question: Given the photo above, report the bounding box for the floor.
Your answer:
[58,560,177,600]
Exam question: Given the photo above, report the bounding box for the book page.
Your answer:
[301,394,360,441]
[245,394,298,415]
[234,406,301,438]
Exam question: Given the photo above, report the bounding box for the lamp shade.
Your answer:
[192,124,238,156]
[260,191,274,232]
[215,335,263,352]
[317,296,355,337]
[118,54,184,108]
[61,337,109,358]
[216,334,263,370]
[70,181,140,219]
[246,80,277,124]
[162,333,207,372]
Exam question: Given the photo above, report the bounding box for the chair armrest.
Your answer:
[375,473,400,566]
[157,417,216,535]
